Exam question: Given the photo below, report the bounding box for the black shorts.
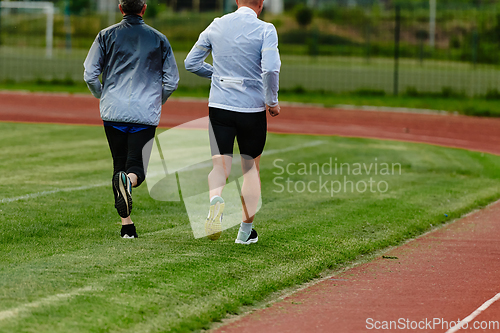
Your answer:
[209,107,267,159]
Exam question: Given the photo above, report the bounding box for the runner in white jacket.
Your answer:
[184,0,281,244]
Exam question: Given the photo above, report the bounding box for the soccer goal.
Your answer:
[0,1,54,58]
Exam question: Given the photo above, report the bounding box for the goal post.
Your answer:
[0,1,54,58]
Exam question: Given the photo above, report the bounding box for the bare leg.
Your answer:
[127,173,138,187]
[208,155,232,199]
[240,155,261,224]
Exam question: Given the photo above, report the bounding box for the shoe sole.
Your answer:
[114,172,132,218]
[121,234,136,239]
[206,197,224,240]
[235,236,258,245]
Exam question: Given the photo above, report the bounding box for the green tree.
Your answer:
[295,4,313,27]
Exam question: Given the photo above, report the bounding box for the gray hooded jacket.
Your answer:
[84,15,179,126]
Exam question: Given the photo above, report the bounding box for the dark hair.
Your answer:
[120,0,145,15]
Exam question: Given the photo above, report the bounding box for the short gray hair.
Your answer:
[239,0,261,6]
[120,0,145,15]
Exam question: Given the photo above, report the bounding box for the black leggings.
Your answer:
[104,126,156,187]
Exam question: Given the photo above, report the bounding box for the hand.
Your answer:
[267,104,280,117]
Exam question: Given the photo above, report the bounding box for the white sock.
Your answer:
[240,221,253,234]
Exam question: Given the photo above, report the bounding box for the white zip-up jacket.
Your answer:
[184,6,281,113]
[84,15,179,126]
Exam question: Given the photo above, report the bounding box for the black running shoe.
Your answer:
[235,228,258,245]
[113,171,132,218]
[121,224,138,239]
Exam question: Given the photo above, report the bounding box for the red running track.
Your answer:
[216,203,500,332]
[1,91,500,332]
[1,91,500,155]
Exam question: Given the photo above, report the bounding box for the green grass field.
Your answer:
[2,122,500,332]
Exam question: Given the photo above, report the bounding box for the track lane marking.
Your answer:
[0,141,325,204]
[0,183,108,203]
[0,286,94,321]
[445,292,500,333]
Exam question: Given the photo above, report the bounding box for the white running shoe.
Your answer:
[205,196,224,240]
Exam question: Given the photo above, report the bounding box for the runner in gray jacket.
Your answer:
[84,0,179,238]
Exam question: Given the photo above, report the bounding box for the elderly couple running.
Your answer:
[84,0,281,244]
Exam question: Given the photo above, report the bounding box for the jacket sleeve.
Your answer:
[184,25,213,79]
[162,40,180,105]
[83,34,104,99]
[261,24,281,107]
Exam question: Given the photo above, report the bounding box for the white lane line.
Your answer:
[0,141,325,204]
[0,286,94,321]
[262,140,325,156]
[0,183,108,203]
[178,140,326,172]
[445,292,500,333]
